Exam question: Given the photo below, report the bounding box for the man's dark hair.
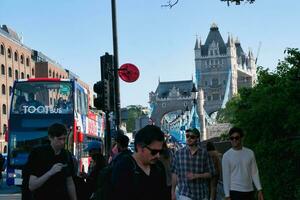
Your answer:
[48,123,67,137]
[206,142,216,151]
[228,127,244,137]
[186,128,200,137]
[116,133,129,148]
[134,125,165,151]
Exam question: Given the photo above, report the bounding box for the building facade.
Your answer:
[0,25,36,152]
[0,25,91,153]
[195,23,256,115]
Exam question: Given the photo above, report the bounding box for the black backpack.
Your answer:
[95,154,138,200]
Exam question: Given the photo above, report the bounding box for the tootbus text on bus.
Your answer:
[6,78,105,186]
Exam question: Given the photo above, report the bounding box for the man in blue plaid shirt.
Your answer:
[171,128,215,200]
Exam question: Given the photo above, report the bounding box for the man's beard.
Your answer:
[187,141,198,147]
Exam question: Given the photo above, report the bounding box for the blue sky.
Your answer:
[1,0,299,107]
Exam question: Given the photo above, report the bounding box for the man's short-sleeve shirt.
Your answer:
[27,145,74,200]
[171,146,215,200]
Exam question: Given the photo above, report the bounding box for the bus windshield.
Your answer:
[11,81,73,114]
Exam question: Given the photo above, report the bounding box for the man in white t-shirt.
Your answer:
[222,127,264,200]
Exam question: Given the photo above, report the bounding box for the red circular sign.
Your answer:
[118,63,140,83]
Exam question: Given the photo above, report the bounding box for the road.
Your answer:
[0,193,21,200]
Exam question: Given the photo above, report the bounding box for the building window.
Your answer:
[2,104,6,115]
[56,73,58,78]
[1,84,5,95]
[212,94,219,101]
[32,68,35,76]
[21,72,25,79]
[1,64,5,75]
[20,55,24,64]
[14,51,18,61]
[52,72,55,77]
[7,48,11,58]
[26,57,30,66]
[8,67,12,77]
[162,103,166,108]
[27,74,30,79]
[15,70,19,79]
[49,70,52,76]
[212,78,219,86]
[207,96,211,101]
[3,124,7,134]
[0,44,4,55]
[50,98,53,105]
[9,86,12,95]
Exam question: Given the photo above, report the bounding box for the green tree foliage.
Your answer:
[221,48,300,199]
[126,105,145,132]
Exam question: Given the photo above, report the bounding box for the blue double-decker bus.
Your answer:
[6,78,105,186]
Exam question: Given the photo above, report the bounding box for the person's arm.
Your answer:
[250,152,264,200]
[171,173,177,200]
[66,176,77,200]
[251,152,262,191]
[187,150,214,180]
[186,172,211,180]
[29,163,65,191]
[222,154,231,198]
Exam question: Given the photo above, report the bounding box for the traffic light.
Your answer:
[101,53,114,81]
[103,79,110,111]
[93,80,110,111]
[100,53,115,112]
[93,81,105,111]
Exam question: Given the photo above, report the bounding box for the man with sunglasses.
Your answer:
[111,125,168,200]
[222,127,264,200]
[171,128,215,200]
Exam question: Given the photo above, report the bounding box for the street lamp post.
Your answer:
[111,0,121,131]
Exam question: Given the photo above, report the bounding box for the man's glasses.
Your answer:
[144,146,164,156]
[230,136,241,141]
[186,134,197,139]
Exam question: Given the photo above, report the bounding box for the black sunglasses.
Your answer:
[186,134,197,139]
[144,146,163,156]
[230,136,241,141]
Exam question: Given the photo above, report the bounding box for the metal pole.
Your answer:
[111,0,121,131]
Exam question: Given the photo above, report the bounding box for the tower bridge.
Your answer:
[149,23,256,142]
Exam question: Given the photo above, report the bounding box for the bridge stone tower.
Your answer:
[195,23,256,115]
[149,80,195,127]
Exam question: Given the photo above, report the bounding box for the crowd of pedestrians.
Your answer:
[21,123,264,200]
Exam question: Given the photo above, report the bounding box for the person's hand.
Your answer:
[48,163,66,176]
[258,190,264,200]
[171,191,176,200]
[79,171,87,179]
[186,172,196,180]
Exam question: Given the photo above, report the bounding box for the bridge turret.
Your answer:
[194,37,202,58]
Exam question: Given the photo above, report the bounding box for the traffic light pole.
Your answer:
[111,0,121,131]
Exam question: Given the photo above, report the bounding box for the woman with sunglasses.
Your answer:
[222,127,264,200]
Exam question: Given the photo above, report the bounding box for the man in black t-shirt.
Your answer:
[112,125,169,200]
[26,123,77,200]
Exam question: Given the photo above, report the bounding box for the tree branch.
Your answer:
[161,0,179,9]
[161,0,255,8]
